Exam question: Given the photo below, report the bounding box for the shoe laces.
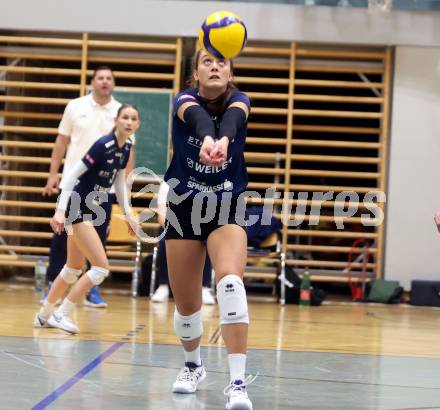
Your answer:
[224,373,259,396]
[176,364,202,383]
[56,311,73,323]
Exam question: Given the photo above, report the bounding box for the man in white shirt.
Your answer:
[43,65,134,307]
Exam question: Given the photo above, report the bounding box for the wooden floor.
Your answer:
[1,283,440,409]
[2,284,440,357]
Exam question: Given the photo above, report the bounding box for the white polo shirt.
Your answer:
[59,93,121,189]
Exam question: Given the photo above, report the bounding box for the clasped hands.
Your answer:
[199,136,229,166]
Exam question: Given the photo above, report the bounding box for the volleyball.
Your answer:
[199,11,247,60]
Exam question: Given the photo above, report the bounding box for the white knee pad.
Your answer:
[217,274,249,325]
[86,266,109,286]
[173,308,203,341]
[60,265,82,285]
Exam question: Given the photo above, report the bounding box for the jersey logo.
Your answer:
[186,157,232,174]
[187,136,203,148]
[85,154,95,164]
[105,140,115,148]
[177,94,196,102]
[107,159,114,164]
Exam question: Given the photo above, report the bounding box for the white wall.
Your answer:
[2,0,440,46]
[385,46,440,289]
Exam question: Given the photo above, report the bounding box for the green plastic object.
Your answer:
[366,279,400,303]
[299,270,311,307]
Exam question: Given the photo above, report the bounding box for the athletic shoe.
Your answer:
[84,286,107,308]
[224,374,258,410]
[33,313,51,328]
[151,285,169,303]
[202,287,216,305]
[47,311,79,334]
[172,362,206,394]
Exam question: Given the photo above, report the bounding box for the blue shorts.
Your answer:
[66,194,111,226]
[164,194,247,241]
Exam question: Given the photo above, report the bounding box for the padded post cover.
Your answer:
[409,280,440,307]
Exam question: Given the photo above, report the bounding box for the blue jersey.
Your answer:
[164,88,250,196]
[74,132,132,200]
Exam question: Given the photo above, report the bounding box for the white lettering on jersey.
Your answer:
[187,136,203,148]
[187,180,233,192]
[105,140,115,148]
[187,157,232,174]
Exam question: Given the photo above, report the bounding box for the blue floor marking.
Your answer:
[31,341,124,409]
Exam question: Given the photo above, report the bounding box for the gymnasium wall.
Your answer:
[2,0,440,288]
[1,0,440,47]
[385,46,440,289]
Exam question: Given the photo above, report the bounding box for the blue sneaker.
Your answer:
[84,286,107,308]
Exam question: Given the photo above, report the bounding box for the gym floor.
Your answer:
[1,284,439,410]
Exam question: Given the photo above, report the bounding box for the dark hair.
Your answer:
[186,49,238,116]
[92,65,114,80]
[188,49,236,88]
[116,104,140,118]
[112,104,140,132]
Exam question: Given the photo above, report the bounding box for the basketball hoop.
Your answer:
[368,0,392,14]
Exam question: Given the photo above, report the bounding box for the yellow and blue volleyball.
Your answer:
[199,11,247,60]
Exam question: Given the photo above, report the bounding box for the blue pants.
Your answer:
[46,194,115,282]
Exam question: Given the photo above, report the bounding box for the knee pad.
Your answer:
[217,274,249,325]
[60,265,82,285]
[86,266,109,286]
[173,308,203,341]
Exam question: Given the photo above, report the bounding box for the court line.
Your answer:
[208,325,221,344]
[31,341,124,410]
[31,324,146,409]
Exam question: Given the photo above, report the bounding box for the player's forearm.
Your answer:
[56,161,87,211]
[183,104,216,141]
[157,182,169,227]
[126,148,135,175]
[49,135,68,176]
[219,107,247,142]
[114,170,132,217]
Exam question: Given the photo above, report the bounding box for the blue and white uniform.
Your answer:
[164,87,250,197]
[163,87,251,240]
[57,132,132,225]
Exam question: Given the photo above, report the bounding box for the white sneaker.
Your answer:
[172,362,206,394]
[151,285,169,303]
[33,313,51,328]
[224,375,258,410]
[47,311,79,334]
[202,287,216,305]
